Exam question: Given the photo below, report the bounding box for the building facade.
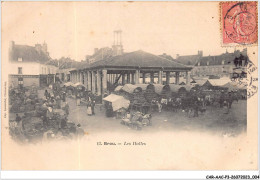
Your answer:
[9,41,58,88]
[192,49,247,78]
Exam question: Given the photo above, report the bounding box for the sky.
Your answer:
[2,1,246,61]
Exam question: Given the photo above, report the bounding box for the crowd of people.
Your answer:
[9,84,84,143]
[9,80,246,140]
[125,89,240,119]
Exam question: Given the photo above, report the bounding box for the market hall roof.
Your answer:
[76,50,192,71]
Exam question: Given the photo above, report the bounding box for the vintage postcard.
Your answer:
[1,1,259,171]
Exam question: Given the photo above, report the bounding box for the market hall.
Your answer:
[70,50,192,96]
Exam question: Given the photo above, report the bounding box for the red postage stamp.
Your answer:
[221,1,258,45]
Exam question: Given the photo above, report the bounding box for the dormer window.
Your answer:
[18,58,22,62]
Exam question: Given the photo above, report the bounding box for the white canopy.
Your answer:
[114,85,123,92]
[135,84,149,90]
[103,94,130,111]
[73,82,86,88]
[208,78,231,87]
[121,84,142,93]
[64,82,74,87]
[222,82,247,91]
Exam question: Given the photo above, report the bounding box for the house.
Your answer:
[86,47,114,64]
[49,57,81,83]
[9,41,58,88]
[192,49,248,78]
[167,51,203,80]
[175,51,203,67]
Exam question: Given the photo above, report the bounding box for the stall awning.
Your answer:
[121,84,142,94]
[222,82,247,91]
[154,84,164,94]
[103,94,130,111]
[73,82,86,88]
[164,84,193,93]
[135,84,149,91]
[114,85,123,92]
[64,82,74,87]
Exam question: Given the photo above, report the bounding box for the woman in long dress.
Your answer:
[76,92,81,106]
[87,101,92,116]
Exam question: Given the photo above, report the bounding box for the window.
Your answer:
[198,62,200,66]
[18,67,22,74]
[207,61,209,66]
[18,77,23,85]
[18,58,23,62]
[222,60,225,65]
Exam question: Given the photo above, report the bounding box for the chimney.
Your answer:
[198,50,203,57]
[35,44,42,53]
[176,54,179,59]
[94,48,99,54]
[42,41,48,54]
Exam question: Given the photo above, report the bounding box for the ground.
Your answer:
[36,89,247,136]
[10,89,247,137]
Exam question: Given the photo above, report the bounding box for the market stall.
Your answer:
[114,85,123,92]
[121,84,142,94]
[135,84,163,103]
[103,94,130,110]
[64,82,75,95]
[161,84,192,98]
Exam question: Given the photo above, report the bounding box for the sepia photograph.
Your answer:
[1,1,259,173]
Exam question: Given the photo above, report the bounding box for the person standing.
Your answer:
[91,98,96,115]
[56,95,61,109]
[234,57,238,67]
[227,92,233,109]
[87,101,92,116]
[219,91,225,108]
[238,54,243,66]
[44,90,49,99]
[192,95,199,117]
[62,91,66,102]
[157,100,162,113]
[15,114,22,123]
[76,91,81,106]
[64,102,70,116]
[47,107,54,120]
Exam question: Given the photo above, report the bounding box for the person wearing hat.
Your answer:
[91,98,96,115]
[64,102,70,116]
[227,92,233,109]
[15,114,22,123]
[219,91,225,108]
[44,89,49,100]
